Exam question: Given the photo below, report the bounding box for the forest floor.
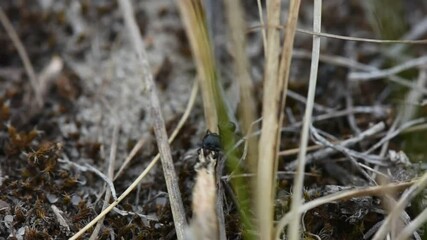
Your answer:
[0,1,426,239]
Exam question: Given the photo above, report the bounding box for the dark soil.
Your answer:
[0,1,426,240]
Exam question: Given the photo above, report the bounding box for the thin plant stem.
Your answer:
[257,0,281,237]
[257,0,267,57]
[117,1,186,239]
[89,124,119,240]
[287,0,321,239]
[275,180,416,239]
[0,7,43,107]
[372,172,427,240]
[395,207,427,240]
[68,79,198,240]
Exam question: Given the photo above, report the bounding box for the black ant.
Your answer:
[200,130,221,151]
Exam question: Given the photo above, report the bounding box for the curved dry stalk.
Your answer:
[118,1,186,238]
[372,172,427,240]
[68,75,198,240]
[89,124,119,240]
[275,180,416,239]
[114,138,145,181]
[58,157,118,200]
[395,207,427,240]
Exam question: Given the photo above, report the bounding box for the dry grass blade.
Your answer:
[223,1,258,239]
[257,0,281,237]
[176,0,254,237]
[0,7,42,107]
[58,157,118,200]
[297,28,427,44]
[90,124,119,240]
[372,172,427,240]
[51,205,70,232]
[400,68,427,125]
[256,0,267,57]
[287,0,320,239]
[286,122,385,170]
[69,78,198,240]
[396,207,427,240]
[114,138,145,181]
[175,0,219,131]
[117,1,186,239]
[278,144,323,157]
[275,180,417,239]
[293,49,427,94]
[349,55,427,81]
[224,0,258,181]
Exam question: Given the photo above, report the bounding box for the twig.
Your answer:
[286,121,385,170]
[400,68,427,124]
[357,162,389,179]
[372,172,427,240]
[0,7,43,107]
[363,220,385,239]
[287,1,320,239]
[345,86,362,135]
[365,117,427,154]
[275,180,416,239]
[288,106,389,129]
[231,107,386,157]
[293,49,427,94]
[112,207,158,221]
[114,80,199,180]
[368,113,420,239]
[51,205,70,232]
[395,207,427,240]
[229,118,261,176]
[389,16,427,56]
[114,138,145,181]
[278,144,323,156]
[118,1,186,239]
[69,158,159,240]
[58,157,117,200]
[68,78,197,240]
[287,90,334,112]
[349,55,427,81]
[310,125,376,184]
[89,124,119,240]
